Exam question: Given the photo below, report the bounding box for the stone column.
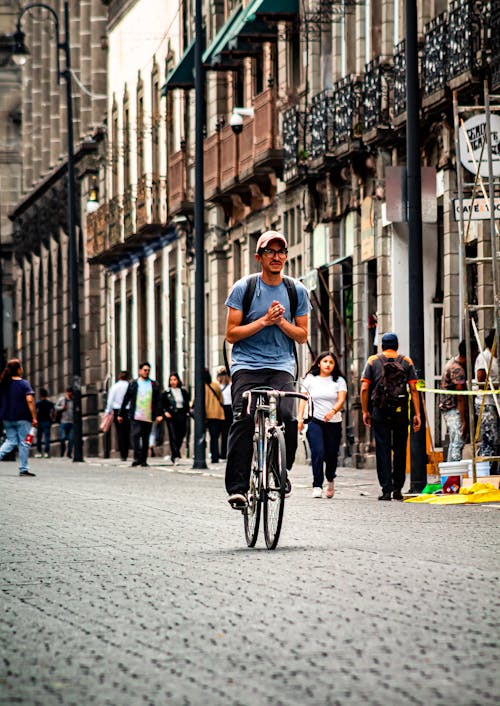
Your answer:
[161,246,171,385]
[146,252,157,379]
[131,262,139,374]
[176,243,184,378]
[120,269,127,371]
[109,274,116,382]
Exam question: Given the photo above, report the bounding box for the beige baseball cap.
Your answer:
[256,230,288,252]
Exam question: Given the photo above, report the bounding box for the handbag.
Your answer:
[100,412,114,433]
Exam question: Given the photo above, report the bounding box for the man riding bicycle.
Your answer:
[224,230,311,509]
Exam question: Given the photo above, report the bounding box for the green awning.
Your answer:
[162,38,196,93]
[202,5,244,68]
[244,0,299,19]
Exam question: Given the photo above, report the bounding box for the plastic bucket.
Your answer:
[467,461,491,477]
[438,461,469,494]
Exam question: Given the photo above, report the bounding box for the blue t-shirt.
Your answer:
[0,379,34,422]
[225,275,311,375]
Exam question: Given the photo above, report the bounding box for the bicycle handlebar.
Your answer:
[242,388,309,402]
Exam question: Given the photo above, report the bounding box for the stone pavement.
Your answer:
[1,454,499,706]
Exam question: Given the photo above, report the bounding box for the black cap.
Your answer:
[381,332,399,350]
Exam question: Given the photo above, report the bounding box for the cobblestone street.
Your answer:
[1,455,499,706]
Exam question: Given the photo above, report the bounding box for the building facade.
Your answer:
[9,0,498,461]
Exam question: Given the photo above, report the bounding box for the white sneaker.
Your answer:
[312,487,323,498]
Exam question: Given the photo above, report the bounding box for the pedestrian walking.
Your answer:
[117,362,163,467]
[216,366,232,460]
[35,388,55,458]
[105,371,131,461]
[474,330,499,472]
[0,358,38,476]
[162,372,190,464]
[224,230,310,508]
[298,351,347,498]
[360,332,421,501]
[55,387,74,459]
[204,369,225,464]
[439,341,467,462]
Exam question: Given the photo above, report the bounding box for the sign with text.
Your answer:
[453,197,500,221]
[459,114,500,177]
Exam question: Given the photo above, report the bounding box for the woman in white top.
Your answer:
[298,351,347,498]
[105,371,131,461]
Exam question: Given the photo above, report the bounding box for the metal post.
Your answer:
[406,0,427,492]
[61,2,83,461]
[193,0,207,469]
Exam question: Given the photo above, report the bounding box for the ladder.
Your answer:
[453,81,500,481]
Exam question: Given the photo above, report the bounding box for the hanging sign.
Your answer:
[459,113,500,177]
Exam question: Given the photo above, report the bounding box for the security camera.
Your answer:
[230,112,244,135]
[229,107,255,135]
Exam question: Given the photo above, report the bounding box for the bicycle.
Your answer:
[241,388,311,550]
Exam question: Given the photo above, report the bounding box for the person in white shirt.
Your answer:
[474,330,499,472]
[105,371,131,461]
[298,351,347,498]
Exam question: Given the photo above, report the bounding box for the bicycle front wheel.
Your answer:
[263,429,286,549]
[244,440,261,547]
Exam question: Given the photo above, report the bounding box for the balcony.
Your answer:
[151,174,166,223]
[168,149,188,215]
[204,132,221,199]
[219,125,238,192]
[108,195,122,247]
[122,185,134,237]
[238,116,254,180]
[86,203,109,259]
[492,0,500,91]
[282,107,301,182]
[362,58,390,139]
[393,41,406,120]
[332,75,361,152]
[309,89,334,161]
[253,88,281,171]
[136,174,148,228]
[447,0,482,89]
[422,12,448,106]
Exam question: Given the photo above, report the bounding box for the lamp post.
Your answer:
[13,2,83,462]
[405,0,426,492]
[192,0,207,469]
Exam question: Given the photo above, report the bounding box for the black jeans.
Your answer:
[220,404,233,460]
[131,420,152,464]
[166,412,187,460]
[371,408,408,494]
[225,369,297,495]
[206,418,223,463]
[113,410,130,460]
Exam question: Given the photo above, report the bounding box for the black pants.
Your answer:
[207,418,223,463]
[166,412,187,460]
[131,420,152,464]
[371,408,408,494]
[225,369,297,495]
[113,410,130,460]
[220,404,233,460]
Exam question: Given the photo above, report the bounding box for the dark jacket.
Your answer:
[119,379,162,420]
[162,387,190,416]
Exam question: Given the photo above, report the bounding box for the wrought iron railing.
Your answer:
[332,75,358,146]
[363,58,389,131]
[108,195,122,246]
[422,12,448,97]
[393,41,406,117]
[447,0,482,81]
[492,0,500,91]
[282,107,300,181]
[309,89,334,158]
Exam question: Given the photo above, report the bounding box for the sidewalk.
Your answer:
[16,448,433,499]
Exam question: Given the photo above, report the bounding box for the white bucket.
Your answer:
[467,461,491,477]
[438,461,469,494]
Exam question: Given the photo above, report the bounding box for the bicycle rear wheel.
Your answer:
[244,440,261,547]
[263,429,286,549]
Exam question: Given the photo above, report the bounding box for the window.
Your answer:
[137,77,144,178]
[123,90,130,190]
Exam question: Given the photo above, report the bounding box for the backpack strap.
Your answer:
[282,275,298,320]
[242,273,259,321]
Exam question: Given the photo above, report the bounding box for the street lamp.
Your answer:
[13,2,83,462]
[192,0,207,469]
